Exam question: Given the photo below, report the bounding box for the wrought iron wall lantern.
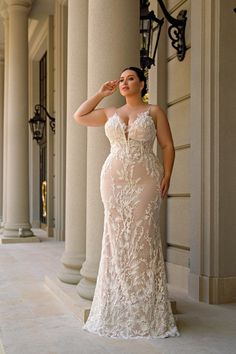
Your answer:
[28,104,55,144]
[140,0,187,71]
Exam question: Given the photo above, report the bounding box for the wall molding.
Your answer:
[189,273,236,304]
[167,94,190,107]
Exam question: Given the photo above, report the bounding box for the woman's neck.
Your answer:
[125,96,145,108]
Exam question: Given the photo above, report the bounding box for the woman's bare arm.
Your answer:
[152,105,175,198]
[73,80,119,127]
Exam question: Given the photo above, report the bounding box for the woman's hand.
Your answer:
[99,80,119,97]
[160,175,171,199]
[73,79,119,126]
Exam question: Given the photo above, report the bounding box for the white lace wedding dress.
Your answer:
[83,109,180,339]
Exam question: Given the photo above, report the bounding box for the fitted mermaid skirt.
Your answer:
[83,111,179,338]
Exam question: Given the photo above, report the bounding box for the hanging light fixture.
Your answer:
[140,0,164,71]
[29,104,55,144]
[140,0,187,70]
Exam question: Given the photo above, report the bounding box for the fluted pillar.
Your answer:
[77,0,140,300]
[1,0,37,242]
[58,0,87,283]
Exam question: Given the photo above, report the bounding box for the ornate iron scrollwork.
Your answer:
[158,0,187,61]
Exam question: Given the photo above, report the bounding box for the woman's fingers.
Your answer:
[161,183,166,199]
[160,178,170,199]
[107,81,118,90]
[102,80,119,96]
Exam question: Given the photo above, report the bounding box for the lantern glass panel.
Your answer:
[140,18,150,51]
[29,112,45,142]
[35,121,45,140]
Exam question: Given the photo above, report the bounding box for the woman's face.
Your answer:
[119,70,144,97]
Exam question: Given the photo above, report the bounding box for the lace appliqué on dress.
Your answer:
[83,110,180,339]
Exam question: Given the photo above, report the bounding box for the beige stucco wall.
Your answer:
[165,0,191,290]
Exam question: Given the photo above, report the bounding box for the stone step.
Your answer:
[45,275,91,323]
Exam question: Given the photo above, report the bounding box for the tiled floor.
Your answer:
[0,232,236,354]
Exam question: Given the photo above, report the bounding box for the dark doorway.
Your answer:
[39,52,47,228]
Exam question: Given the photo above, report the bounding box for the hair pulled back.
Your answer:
[121,67,147,97]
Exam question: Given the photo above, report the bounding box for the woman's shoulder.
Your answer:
[149,104,167,121]
[149,104,165,114]
[148,104,168,129]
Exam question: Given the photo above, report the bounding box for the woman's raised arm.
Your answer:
[73,80,119,127]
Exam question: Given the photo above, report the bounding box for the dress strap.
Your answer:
[147,105,151,115]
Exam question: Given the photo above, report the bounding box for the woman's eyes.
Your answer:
[120,77,134,82]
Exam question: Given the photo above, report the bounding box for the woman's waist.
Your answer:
[110,141,155,157]
[101,148,164,182]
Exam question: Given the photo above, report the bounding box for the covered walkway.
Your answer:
[0,234,236,354]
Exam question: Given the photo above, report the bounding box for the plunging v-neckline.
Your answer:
[114,110,155,143]
[115,110,150,131]
[105,110,156,143]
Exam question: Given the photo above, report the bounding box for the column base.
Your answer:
[3,223,34,237]
[1,223,39,243]
[189,272,236,304]
[0,236,40,244]
[58,251,85,285]
[77,260,98,300]
[58,264,82,285]
[76,277,96,301]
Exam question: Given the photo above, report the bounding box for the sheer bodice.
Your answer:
[106,110,158,156]
[83,110,179,339]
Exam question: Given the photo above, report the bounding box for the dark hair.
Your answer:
[121,66,147,97]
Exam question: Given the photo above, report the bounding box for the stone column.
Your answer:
[0,56,3,225]
[54,0,68,241]
[77,0,140,300]
[1,0,37,242]
[58,0,87,284]
[0,10,9,234]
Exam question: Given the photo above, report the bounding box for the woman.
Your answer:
[74,67,179,339]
